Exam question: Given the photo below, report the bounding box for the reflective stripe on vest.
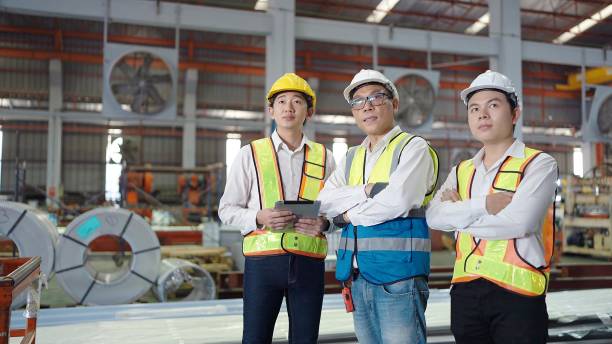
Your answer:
[243,138,328,259]
[345,132,439,206]
[339,236,431,252]
[451,147,553,296]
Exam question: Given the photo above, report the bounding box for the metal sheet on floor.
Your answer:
[10,288,612,343]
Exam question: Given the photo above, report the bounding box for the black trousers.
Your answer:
[450,279,548,344]
[242,254,324,344]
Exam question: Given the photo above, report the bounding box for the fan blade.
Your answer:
[117,62,133,79]
[414,97,434,111]
[148,74,172,84]
[146,86,165,106]
[111,83,136,94]
[142,54,152,76]
[409,76,417,94]
[131,88,147,113]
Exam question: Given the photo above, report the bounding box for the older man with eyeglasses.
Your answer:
[317,69,439,344]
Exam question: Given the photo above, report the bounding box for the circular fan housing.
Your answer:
[394,74,436,128]
[109,51,173,115]
[596,95,612,138]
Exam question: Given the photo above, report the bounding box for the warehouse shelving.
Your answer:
[563,176,612,259]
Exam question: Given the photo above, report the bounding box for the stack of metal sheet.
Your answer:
[10,289,612,343]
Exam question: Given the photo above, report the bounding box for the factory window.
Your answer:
[332,137,348,164]
[105,133,123,201]
[226,133,241,178]
[573,147,583,178]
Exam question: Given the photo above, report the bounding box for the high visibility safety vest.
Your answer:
[242,137,328,259]
[336,132,439,284]
[452,147,555,296]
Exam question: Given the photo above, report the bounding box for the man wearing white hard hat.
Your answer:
[318,69,439,343]
[219,73,335,343]
[426,70,557,344]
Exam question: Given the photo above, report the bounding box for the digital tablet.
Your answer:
[274,200,321,219]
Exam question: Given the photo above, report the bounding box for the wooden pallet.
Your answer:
[160,245,233,272]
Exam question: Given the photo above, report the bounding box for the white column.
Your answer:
[581,142,596,177]
[182,68,198,168]
[488,0,523,141]
[47,59,63,206]
[265,0,295,136]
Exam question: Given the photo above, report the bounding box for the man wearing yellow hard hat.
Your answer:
[219,73,335,343]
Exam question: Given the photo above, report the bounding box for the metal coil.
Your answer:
[0,202,58,308]
[154,258,216,302]
[55,208,160,305]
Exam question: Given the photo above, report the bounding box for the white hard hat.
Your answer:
[343,69,399,102]
[460,70,519,106]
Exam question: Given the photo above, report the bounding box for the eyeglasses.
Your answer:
[349,92,391,110]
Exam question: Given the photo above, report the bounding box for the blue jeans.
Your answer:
[351,276,429,344]
[243,255,324,344]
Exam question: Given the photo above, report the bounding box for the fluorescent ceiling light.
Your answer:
[254,0,268,11]
[553,4,612,44]
[464,12,490,35]
[366,0,400,24]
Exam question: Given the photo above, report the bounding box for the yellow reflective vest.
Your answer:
[346,131,439,206]
[452,146,555,296]
[242,137,328,259]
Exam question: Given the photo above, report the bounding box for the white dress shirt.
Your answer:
[219,131,336,235]
[318,125,436,226]
[425,140,558,267]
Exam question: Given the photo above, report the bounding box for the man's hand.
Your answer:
[256,209,295,230]
[294,216,328,237]
[441,189,461,202]
[486,192,513,215]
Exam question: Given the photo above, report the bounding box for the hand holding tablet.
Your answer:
[274,200,321,219]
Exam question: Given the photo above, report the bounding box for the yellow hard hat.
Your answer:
[266,73,316,110]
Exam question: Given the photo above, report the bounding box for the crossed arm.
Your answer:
[425,155,557,240]
[318,138,434,227]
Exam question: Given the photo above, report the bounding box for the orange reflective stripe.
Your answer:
[245,249,287,256]
[517,152,541,186]
[479,277,545,297]
[283,248,326,259]
[542,206,555,271]
[298,143,326,201]
[451,275,480,283]
[455,233,462,261]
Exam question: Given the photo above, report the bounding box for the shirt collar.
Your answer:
[472,140,525,168]
[271,130,311,152]
[360,125,403,153]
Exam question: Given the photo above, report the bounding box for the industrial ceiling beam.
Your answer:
[1,0,610,66]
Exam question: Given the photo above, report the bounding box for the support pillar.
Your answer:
[488,0,523,141]
[265,0,295,136]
